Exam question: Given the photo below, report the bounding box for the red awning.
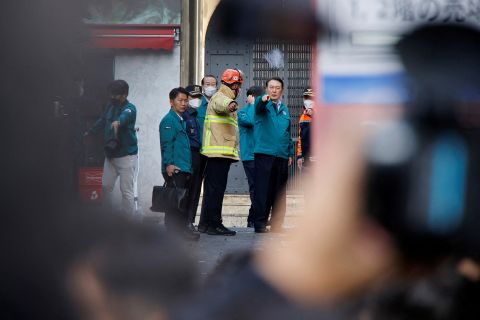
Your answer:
[89,24,179,50]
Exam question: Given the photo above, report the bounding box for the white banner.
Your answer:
[317,0,480,104]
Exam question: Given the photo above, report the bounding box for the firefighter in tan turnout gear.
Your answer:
[198,69,243,236]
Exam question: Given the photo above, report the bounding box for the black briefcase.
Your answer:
[151,182,189,213]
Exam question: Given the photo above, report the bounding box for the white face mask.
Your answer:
[303,99,314,109]
[203,86,217,97]
[189,98,201,108]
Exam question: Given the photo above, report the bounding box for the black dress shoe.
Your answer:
[207,224,236,236]
[254,228,269,234]
[247,221,254,228]
[197,224,208,233]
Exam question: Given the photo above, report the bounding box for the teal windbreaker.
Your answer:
[197,95,209,144]
[238,103,255,161]
[89,101,138,158]
[253,96,293,160]
[159,109,192,174]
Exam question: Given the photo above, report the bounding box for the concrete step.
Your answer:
[144,194,305,228]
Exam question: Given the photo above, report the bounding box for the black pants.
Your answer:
[162,172,190,231]
[242,160,255,223]
[201,157,233,227]
[186,149,208,224]
[253,154,288,230]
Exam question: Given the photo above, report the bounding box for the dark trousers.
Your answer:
[186,149,207,224]
[201,157,233,227]
[242,160,255,223]
[162,172,191,231]
[253,154,288,229]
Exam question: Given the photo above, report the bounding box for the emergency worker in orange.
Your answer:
[297,87,315,170]
[198,69,243,236]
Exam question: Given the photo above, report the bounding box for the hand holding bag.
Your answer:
[151,179,189,213]
[105,123,121,158]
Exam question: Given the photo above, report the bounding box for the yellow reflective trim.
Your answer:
[205,115,238,125]
[206,115,237,120]
[205,120,239,127]
[202,146,239,156]
[205,130,212,146]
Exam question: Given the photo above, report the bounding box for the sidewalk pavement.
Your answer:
[185,227,291,279]
[144,194,304,278]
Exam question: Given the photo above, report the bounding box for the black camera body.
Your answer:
[365,24,480,260]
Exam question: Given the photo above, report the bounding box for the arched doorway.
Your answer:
[204,3,313,194]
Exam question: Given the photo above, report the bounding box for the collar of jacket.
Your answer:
[269,100,287,114]
[109,99,130,111]
[185,106,198,117]
[218,84,236,99]
[169,108,184,122]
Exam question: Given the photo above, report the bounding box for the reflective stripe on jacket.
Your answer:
[201,85,240,160]
[297,113,312,158]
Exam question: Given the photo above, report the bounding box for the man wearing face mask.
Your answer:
[84,80,138,216]
[199,75,218,136]
[199,69,243,236]
[183,85,206,232]
[196,75,218,231]
[297,87,315,170]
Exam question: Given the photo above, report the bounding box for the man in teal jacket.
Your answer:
[85,80,138,216]
[159,87,199,241]
[238,85,265,228]
[253,77,293,233]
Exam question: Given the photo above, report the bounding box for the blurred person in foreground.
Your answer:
[65,211,197,320]
[183,85,205,233]
[238,86,265,228]
[174,24,480,320]
[297,87,315,171]
[159,87,199,241]
[84,80,138,217]
[198,69,243,236]
[252,77,293,233]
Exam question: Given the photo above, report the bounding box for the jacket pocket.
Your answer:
[278,114,290,132]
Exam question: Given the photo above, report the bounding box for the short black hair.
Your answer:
[266,77,284,89]
[201,75,217,86]
[246,86,265,98]
[169,87,189,100]
[108,80,129,95]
